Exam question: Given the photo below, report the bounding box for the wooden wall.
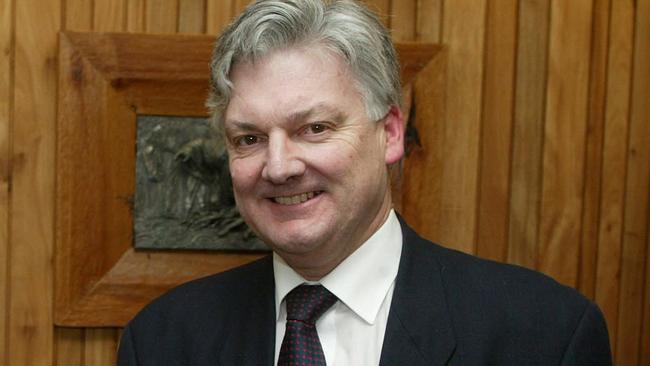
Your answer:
[0,0,648,365]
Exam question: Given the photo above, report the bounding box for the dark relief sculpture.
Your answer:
[134,115,267,251]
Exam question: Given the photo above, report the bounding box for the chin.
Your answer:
[261,225,331,255]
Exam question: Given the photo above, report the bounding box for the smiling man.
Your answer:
[118,1,612,365]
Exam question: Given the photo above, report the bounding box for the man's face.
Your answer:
[223,46,404,276]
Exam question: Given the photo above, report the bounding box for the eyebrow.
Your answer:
[287,104,348,124]
[224,120,258,132]
[224,103,349,133]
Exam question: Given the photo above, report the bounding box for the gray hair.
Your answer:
[207,0,401,127]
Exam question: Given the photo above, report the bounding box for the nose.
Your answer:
[261,132,306,184]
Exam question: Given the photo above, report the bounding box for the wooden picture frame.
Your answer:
[55,31,443,326]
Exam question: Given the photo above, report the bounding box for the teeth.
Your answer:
[273,191,316,205]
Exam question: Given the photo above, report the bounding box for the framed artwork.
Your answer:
[55,31,443,326]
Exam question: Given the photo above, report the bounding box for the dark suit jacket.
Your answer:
[118,219,612,365]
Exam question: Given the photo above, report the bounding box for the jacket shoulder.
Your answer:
[399,220,611,363]
[124,255,273,340]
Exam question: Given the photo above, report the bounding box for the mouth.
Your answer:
[271,191,323,205]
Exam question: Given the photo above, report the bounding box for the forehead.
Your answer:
[224,46,366,125]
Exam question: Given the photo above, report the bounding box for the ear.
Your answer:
[383,105,405,164]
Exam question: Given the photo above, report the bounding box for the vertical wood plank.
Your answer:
[391,0,416,41]
[64,0,93,30]
[0,0,12,365]
[84,329,119,366]
[578,0,610,299]
[437,0,486,253]
[146,0,179,33]
[10,0,60,364]
[233,0,251,15]
[55,328,83,366]
[206,0,233,34]
[476,0,517,262]
[538,0,593,286]
[127,0,146,32]
[178,0,206,34]
[642,177,650,366]
[616,0,650,363]
[594,0,634,354]
[94,0,126,32]
[416,0,442,42]
[508,0,550,269]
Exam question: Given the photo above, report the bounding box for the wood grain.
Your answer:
[55,328,83,366]
[476,0,517,262]
[84,328,119,366]
[416,0,441,42]
[437,0,486,253]
[206,0,233,34]
[64,0,92,31]
[643,180,650,366]
[234,0,251,14]
[578,0,610,299]
[507,0,550,269]
[10,0,60,364]
[595,0,634,354]
[391,0,416,41]
[538,0,593,287]
[127,0,147,32]
[55,6,91,364]
[616,0,650,363]
[94,0,126,32]
[0,0,12,365]
[401,48,447,242]
[179,0,206,34]
[147,0,179,33]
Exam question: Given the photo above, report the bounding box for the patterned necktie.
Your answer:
[278,284,338,366]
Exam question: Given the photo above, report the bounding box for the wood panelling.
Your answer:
[595,0,635,352]
[179,0,206,33]
[10,0,60,365]
[416,0,441,42]
[539,0,593,288]
[436,0,486,253]
[476,0,517,262]
[94,0,126,32]
[616,0,650,363]
[206,0,233,34]
[0,0,12,365]
[0,0,648,364]
[579,0,609,299]
[507,0,550,269]
[127,0,146,32]
[146,0,179,33]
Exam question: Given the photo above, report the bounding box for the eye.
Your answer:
[234,135,260,146]
[304,123,330,135]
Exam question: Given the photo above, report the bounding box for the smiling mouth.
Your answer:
[271,191,323,205]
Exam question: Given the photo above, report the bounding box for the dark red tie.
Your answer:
[277,285,338,366]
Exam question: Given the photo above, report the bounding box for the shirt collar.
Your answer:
[273,210,403,324]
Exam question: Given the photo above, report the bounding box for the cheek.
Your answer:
[305,146,353,178]
[229,159,260,191]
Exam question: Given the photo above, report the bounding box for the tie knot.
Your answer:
[285,285,337,324]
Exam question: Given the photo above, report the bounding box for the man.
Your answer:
[118,0,612,365]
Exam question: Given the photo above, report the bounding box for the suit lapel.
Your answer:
[379,219,457,366]
[218,256,276,366]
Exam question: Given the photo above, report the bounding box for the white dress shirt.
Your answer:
[273,210,403,365]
